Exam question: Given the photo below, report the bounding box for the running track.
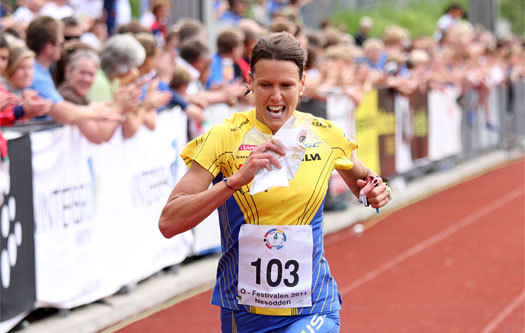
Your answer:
[114,159,525,332]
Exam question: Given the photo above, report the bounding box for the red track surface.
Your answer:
[116,159,525,332]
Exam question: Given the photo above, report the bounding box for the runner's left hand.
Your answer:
[356,176,389,209]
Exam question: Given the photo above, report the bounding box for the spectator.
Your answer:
[149,0,170,47]
[267,0,286,19]
[26,16,124,127]
[167,64,204,124]
[39,0,74,20]
[251,0,269,26]
[361,37,387,70]
[11,0,44,29]
[57,49,99,105]
[355,16,373,47]
[69,0,103,20]
[116,20,150,35]
[174,18,207,46]
[85,34,147,139]
[206,27,244,89]
[80,17,108,51]
[2,44,53,121]
[0,35,31,126]
[178,38,211,95]
[62,16,83,43]
[435,3,466,42]
[237,19,261,82]
[218,0,248,25]
[134,32,172,119]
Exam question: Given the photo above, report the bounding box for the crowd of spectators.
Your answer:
[0,0,524,155]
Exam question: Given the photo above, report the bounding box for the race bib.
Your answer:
[237,224,313,308]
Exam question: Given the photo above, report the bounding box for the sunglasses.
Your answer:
[64,35,81,41]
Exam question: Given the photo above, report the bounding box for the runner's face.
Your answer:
[249,59,305,134]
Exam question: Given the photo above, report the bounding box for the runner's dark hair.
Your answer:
[250,32,305,78]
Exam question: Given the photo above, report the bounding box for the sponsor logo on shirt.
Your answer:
[239,144,257,151]
[302,153,321,162]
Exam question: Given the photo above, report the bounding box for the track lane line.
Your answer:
[480,289,525,333]
[340,186,524,296]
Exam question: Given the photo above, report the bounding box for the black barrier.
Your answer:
[377,88,396,178]
[409,91,429,163]
[0,120,61,134]
[0,134,36,322]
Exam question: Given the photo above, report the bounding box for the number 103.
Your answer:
[250,258,300,287]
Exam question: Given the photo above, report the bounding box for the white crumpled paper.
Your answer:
[250,115,311,195]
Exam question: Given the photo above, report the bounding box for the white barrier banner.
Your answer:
[32,109,193,308]
[326,93,356,195]
[428,88,462,161]
[395,94,414,174]
[326,93,356,138]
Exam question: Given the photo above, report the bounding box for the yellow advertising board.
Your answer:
[354,90,380,174]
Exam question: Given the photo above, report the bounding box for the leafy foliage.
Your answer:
[331,0,522,38]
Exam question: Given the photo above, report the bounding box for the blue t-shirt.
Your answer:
[30,61,64,104]
[157,81,188,112]
[218,10,242,25]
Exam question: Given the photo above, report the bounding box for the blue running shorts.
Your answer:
[220,308,340,333]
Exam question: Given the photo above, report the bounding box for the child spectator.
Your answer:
[149,0,170,47]
[206,27,244,89]
[1,43,52,123]
[167,64,204,124]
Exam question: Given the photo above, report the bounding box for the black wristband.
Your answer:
[223,178,240,191]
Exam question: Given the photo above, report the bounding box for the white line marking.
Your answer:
[481,289,525,333]
[341,187,524,295]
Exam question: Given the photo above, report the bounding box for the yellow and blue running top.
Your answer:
[181,109,358,316]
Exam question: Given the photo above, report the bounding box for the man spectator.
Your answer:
[62,16,83,43]
[206,27,244,89]
[218,0,248,25]
[355,16,373,47]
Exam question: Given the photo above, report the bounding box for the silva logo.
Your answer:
[301,314,327,333]
[302,153,321,162]
[263,228,286,249]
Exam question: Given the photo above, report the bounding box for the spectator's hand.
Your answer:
[89,102,125,122]
[143,80,171,111]
[0,91,18,111]
[224,82,246,106]
[186,94,209,109]
[185,104,205,124]
[114,85,141,113]
[228,140,285,189]
[20,90,52,118]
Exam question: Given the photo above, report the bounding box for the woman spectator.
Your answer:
[1,45,52,120]
[86,34,158,139]
[57,49,99,105]
[59,48,137,143]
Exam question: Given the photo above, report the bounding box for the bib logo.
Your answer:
[264,228,286,250]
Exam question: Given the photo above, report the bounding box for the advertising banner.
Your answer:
[428,88,462,161]
[355,90,380,174]
[377,88,396,177]
[409,91,429,164]
[32,109,194,309]
[0,134,36,330]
